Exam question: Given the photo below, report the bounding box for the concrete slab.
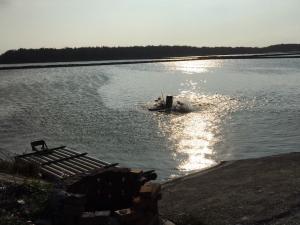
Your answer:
[159,153,300,225]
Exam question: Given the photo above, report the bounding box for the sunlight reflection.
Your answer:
[156,91,240,176]
[169,113,217,171]
[165,59,223,74]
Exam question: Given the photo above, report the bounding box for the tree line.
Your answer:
[0,44,299,64]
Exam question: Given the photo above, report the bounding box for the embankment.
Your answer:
[159,152,300,225]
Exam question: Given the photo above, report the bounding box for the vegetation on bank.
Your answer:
[0,160,52,225]
[1,44,300,64]
[0,160,39,178]
[0,180,52,225]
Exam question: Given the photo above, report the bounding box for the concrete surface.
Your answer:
[159,153,300,225]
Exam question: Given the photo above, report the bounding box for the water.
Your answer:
[1,58,300,180]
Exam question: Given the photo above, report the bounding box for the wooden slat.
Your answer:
[81,156,107,167]
[15,144,118,180]
[84,156,110,165]
[84,155,109,165]
[72,157,103,168]
[58,149,105,168]
[41,158,82,175]
[52,151,100,170]
[17,157,64,179]
[55,160,90,173]
[32,154,58,164]
[50,160,82,173]
[64,148,110,166]
[46,164,76,176]
[56,148,74,157]
[33,153,59,163]
[43,165,66,178]
[41,154,91,173]
[36,156,76,176]
[37,154,88,175]
[20,151,102,174]
[42,153,87,165]
[65,158,97,171]
[46,152,67,160]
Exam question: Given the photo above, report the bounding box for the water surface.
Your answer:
[1,58,300,180]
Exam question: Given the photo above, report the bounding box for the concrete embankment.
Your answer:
[159,153,300,225]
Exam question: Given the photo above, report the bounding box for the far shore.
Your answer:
[1,53,300,71]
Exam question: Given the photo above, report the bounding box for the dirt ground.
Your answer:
[159,153,300,225]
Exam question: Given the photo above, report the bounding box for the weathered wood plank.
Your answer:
[59,149,106,167]
[64,148,110,166]
[52,151,101,169]
[14,143,118,180]
[42,153,87,166]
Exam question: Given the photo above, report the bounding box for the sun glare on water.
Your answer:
[170,112,217,171]
[165,59,223,74]
[156,59,238,177]
[156,92,238,177]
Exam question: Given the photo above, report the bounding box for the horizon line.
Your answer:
[2,43,300,55]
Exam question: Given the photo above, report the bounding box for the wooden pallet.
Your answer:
[15,141,112,180]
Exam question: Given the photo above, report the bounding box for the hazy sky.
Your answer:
[0,0,300,54]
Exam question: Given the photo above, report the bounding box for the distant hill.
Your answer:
[0,44,300,64]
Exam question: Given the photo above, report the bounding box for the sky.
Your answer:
[0,0,300,54]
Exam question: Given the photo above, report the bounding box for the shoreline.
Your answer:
[159,152,300,225]
[162,160,228,185]
[2,152,300,224]
[1,53,300,71]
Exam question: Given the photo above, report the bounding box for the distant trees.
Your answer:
[0,44,299,64]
